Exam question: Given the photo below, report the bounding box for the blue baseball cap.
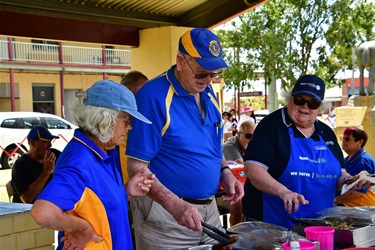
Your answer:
[291,75,325,102]
[178,28,229,71]
[28,126,59,141]
[83,80,151,124]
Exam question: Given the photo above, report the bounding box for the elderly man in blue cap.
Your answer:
[126,28,244,248]
[11,126,59,204]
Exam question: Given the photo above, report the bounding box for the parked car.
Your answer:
[254,109,270,123]
[0,112,77,169]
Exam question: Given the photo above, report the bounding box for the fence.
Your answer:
[0,39,130,66]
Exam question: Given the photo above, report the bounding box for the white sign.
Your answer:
[75,90,85,97]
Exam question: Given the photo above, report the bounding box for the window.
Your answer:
[31,39,58,51]
[1,118,17,128]
[45,117,70,129]
[23,117,42,128]
[105,45,115,55]
[0,82,20,98]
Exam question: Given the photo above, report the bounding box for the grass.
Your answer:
[0,169,12,202]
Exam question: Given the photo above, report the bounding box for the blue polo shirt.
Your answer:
[37,129,132,250]
[343,148,375,201]
[126,65,223,199]
[345,148,375,176]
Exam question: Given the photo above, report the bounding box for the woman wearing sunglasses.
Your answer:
[241,75,372,230]
[220,120,256,227]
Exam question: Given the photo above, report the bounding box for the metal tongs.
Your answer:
[286,230,300,248]
[201,221,231,245]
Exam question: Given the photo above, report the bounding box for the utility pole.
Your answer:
[351,46,355,99]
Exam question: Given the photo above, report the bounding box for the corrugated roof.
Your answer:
[0,0,268,29]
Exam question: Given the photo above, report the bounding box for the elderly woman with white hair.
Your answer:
[31,80,155,250]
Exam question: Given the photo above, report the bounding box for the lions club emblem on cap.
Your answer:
[209,40,220,57]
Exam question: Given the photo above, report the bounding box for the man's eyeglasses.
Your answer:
[182,54,222,79]
[340,136,354,142]
[293,96,321,110]
[240,132,253,139]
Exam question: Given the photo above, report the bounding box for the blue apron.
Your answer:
[263,126,341,229]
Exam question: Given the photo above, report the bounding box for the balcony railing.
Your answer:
[0,39,131,66]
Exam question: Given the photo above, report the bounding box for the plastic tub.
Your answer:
[282,241,316,250]
[304,226,335,250]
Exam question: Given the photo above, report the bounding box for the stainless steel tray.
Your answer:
[227,221,287,234]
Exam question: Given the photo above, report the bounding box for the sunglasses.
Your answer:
[340,136,354,142]
[182,54,222,79]
[121,115,132,126]
[293,96,321,110]
[240,132,253,139]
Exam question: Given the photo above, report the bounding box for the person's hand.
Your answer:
[279,190,309,214]
[43,151,56,173]
[169,198,204,232]
[351,180,373,190]
[344,173,374,190]
[220,169,244,205]
[126,167,155,197]
[60,225,102,250]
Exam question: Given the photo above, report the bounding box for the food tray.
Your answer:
[293,224,375,247]
[227,221,287,234]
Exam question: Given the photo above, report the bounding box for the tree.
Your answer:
[321,0,375,86]
[216,0,375,92]
[217,1,291,92]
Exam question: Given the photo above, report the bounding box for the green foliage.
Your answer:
[240,96,266,111]
[216,0,375,93]
[323,0,375,84]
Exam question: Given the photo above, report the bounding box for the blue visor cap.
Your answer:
[27,126,59,141]
[83,80,151,124]
[178,28,229,71]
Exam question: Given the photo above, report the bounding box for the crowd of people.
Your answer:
[7,27,375,249]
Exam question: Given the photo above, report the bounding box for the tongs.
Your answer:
[286,230,300,248]
[201,221,231,245]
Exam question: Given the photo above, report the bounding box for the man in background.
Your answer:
[118,70,149,183]
[117,70,148,248]
[11,126,59,203]
[121,70,148,95]
[220,120,256,226]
